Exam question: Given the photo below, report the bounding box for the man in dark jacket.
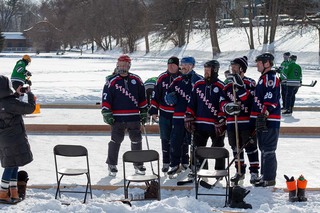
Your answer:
[0,75,35,202]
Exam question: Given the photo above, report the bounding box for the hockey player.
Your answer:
[282,55,302,115]
[164,56,202,176]
[251,53,281,187]
[221,56,260,185]
[11,55,32,91]
[185,60,226,174]
[148,56,181,173]
[101,55,148,177]
[278,52,291,110]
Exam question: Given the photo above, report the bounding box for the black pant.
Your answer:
[192,130,225,170]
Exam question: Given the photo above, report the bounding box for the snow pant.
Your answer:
[281,84,287,109]
[170,123,189,167]
[106,121,142,166]
[192,130,225,170]
[285,86,299,112]
[228,129,259,174]
[159,116,173,165]
[257,128,279,181]
[1,167,18,189]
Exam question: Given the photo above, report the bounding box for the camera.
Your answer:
[20,85,29,93]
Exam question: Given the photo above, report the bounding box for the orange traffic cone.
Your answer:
[32,96,40,114]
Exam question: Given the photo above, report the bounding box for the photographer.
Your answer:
[0,75,35,202]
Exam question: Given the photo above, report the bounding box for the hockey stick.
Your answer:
[232,82,241,179]
[301,80,317,87]
[142,125,155,174]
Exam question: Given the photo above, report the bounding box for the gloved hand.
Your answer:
[25,79,32,86]
[140,108,148,125]
[227,74,244,87]
[184,113,195,133]
[256,113,268,132]
[165,92,177,105]
[275,66,283,73]
[25,70,32,77]
[215,118,226,137]
[224,102,241,115]
[102,109,115,125]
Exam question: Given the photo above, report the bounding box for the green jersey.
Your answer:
[279,60,290,81]
[11,60,28,84]
[283,62,302,87]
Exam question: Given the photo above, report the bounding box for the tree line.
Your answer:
[0,0,319,56]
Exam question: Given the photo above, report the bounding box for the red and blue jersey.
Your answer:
[186,78,225,132]
[222,76,256,131]
[167,70,202,125]
[102,73,148,122]
[250,70,281,129]
[149,70,181,118]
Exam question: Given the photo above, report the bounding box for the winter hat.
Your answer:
[231,56,248,72]
[284,52,290,56]
[181,57,195,65]
[168,56,179,67]
[290,55,297,61]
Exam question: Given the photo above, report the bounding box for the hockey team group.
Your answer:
[100,52,306,205]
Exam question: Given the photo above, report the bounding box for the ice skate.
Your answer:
[134,165,146,175]
[167,166,180,179]
[108,165,118,177]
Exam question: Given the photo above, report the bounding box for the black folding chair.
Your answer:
[123,150,161,201]
[53,144,92,203]
[194,147,230,206]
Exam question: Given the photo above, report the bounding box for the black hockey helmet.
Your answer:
[255,52,274,66]
[204,60,220,72]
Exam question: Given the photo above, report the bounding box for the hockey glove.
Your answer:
[25,70,32,77]
[215,118,226,137]
[165,92,177,106]
[256,113,268,132]
[102,109,115,125]
[184,114,195,133]
[140,108,148,125]
[224,102,241,115]
[25,79,32,86]
[227,74,244,87]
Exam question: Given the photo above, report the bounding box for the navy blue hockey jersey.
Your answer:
[186,78,225,132]
[149,71,181,118]
[102,73,148,122]
[166,70,202,125]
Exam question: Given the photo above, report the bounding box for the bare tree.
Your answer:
[0,0,22,31]
[207,0,221,56]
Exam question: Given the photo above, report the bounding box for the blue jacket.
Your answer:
[166,70,202,125]
[186,78,225,132]
[149,70,181,118]
[102,73,148,122]
[250,70,281,129]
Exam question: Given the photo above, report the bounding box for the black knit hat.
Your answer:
[284,52,290,56]
[231,56,248,72]
[168,56,179,67]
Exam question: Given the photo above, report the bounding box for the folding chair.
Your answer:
[53,144,92,203]
[194,147,230,206]
[123,150,161,201]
